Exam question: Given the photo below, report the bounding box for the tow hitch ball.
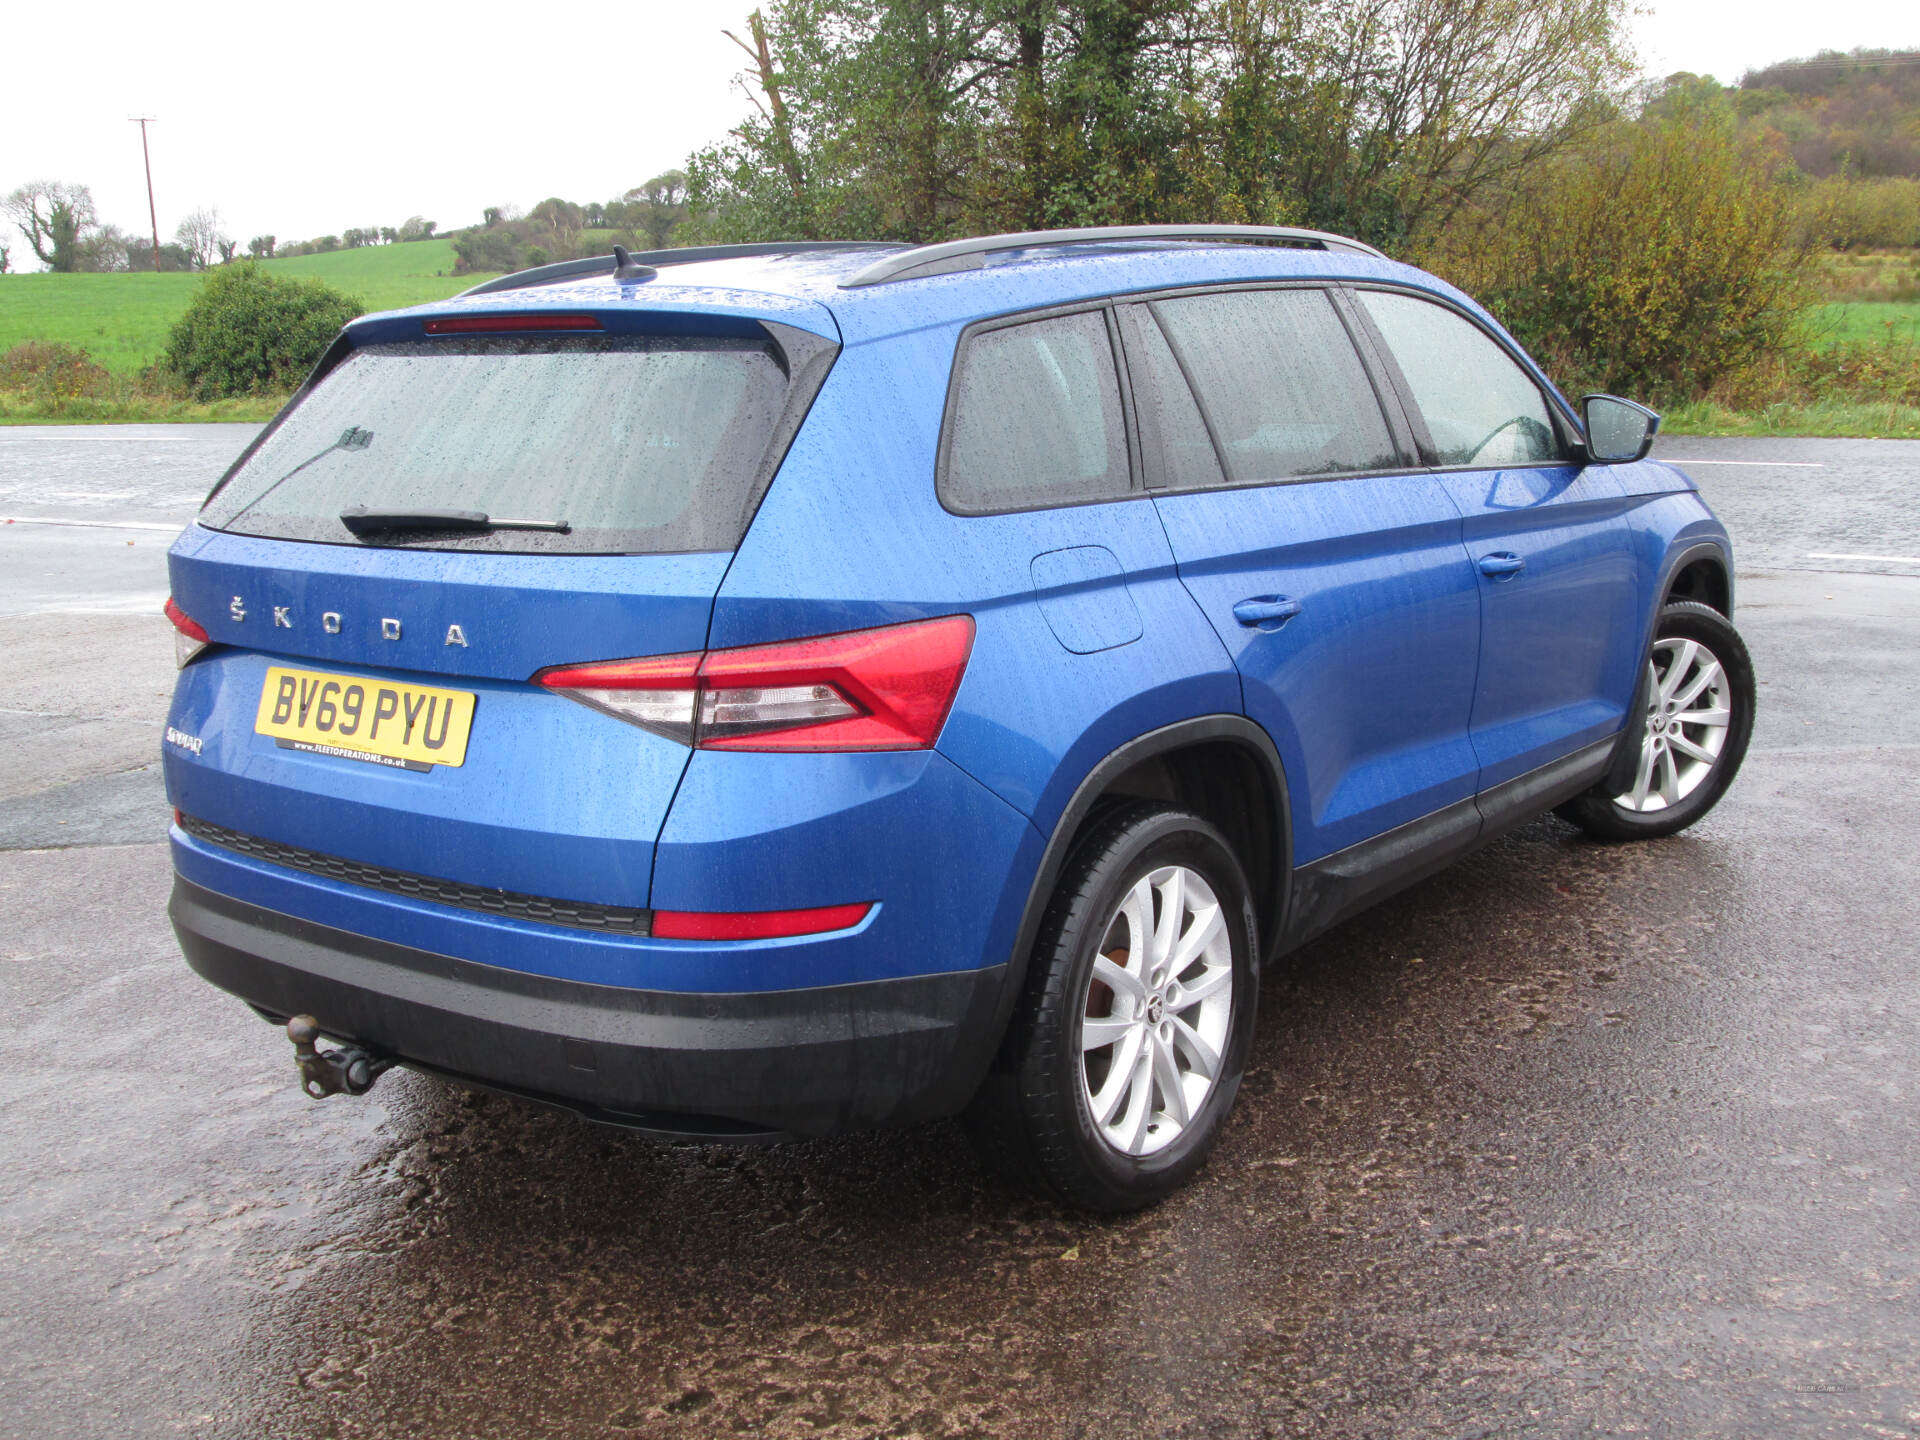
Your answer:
[286,1015,392,1099]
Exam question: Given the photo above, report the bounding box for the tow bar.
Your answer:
[285,1015,394,1099]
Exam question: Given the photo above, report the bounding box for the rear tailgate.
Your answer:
[166,536,724,905]
[163,289,838,916]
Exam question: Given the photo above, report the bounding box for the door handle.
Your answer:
[1477,552,1526,579]
[1232,595,1302,630]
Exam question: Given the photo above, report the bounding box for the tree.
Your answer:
[174,207,231,270]
[684,0,1635,250]
[77,224,132,272]
[449,224,527,274]
[626,170,690,248]
[126,237,194,272]
[3,180,100,272]
[529,197,585,248]
[397,215,437,241]
[248,235,277,259]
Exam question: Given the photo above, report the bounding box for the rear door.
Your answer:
[1348,287,1642,788]
[165,312,833,909]
[1127,288,1484,864]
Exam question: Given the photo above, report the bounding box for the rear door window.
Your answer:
[199,333,794,554]
[1149,288,1402,483]
[1355,290,1565,467]
[940,309,1132,513]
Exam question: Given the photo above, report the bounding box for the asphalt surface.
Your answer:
[2,428,1916,1438]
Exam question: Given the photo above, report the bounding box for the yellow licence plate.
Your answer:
[254,666,476,771]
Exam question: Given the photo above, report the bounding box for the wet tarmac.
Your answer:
[2,430,1917,1438]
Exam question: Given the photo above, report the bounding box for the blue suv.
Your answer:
[162,226,1754,1210]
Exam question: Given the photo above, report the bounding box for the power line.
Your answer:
[129,117,160,272]
[1745,53,1920,76]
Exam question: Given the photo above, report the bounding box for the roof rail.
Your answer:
[839,225,1386,288]
[458,241,901,298]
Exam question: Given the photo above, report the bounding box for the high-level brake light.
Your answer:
[164,597,210,668]
[423,314,602,334]
[534,615,975,751]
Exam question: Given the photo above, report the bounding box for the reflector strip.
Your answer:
[652,903,873,941]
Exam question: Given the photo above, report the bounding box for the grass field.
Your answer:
[0,240,493,376]
[1811,300,1920,348]
[1664,396,1920,438]
[3,240,1918,432]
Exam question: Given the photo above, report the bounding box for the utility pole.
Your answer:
[129,117,160,271]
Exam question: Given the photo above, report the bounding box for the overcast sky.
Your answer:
[2,0,1915,260]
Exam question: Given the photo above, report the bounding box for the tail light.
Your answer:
[165,597,210,668]
[535,615,974,751]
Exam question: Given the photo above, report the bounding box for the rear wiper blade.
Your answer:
[339,506,570,537]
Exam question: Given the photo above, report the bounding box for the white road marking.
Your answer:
[5,596,172,617]
[1670,459,1825,467]
[4,515,185,533]
[1807,553,1920,565]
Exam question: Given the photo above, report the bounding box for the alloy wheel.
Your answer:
[1078,864,1234,1157]
[1615,635,1733,812]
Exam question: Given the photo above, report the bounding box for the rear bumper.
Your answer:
[171,876,1008,1137]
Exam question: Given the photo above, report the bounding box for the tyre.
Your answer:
[969,803,1259,1212]
[1558,599,1755,841]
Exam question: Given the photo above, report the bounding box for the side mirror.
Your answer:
[1580,394,1660,464]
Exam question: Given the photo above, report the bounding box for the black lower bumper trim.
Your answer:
[170,877,1007,1137]
[179,812,653,935]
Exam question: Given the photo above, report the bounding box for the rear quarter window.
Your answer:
[939,309,1132,514]
[199,333,794,555]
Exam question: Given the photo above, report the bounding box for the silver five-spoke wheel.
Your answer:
[1616,635,1732,812]
[1078,864,1234,1157]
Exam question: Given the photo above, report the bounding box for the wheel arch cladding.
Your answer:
[1665,545,1732,615]
[990,716,1292,1062]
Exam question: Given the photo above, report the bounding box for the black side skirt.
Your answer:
[1277,737,1614,953]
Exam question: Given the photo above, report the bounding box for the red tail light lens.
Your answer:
[653,902,873,941]
[424,314,602,334]
[534,651,703,738]
[164,596,210,668]
[534,615,975,751]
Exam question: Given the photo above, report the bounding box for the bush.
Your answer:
[1804,176,1920,251]
[1422,99,1815,405]
[162,262,362,400]
[1714,336,1920,410]
[0,341,111,403]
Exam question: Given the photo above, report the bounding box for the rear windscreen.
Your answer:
[199,334,792,554]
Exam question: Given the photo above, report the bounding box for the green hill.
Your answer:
[0,240,497,375]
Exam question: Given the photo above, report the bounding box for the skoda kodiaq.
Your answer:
[162,227,1754,1210]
